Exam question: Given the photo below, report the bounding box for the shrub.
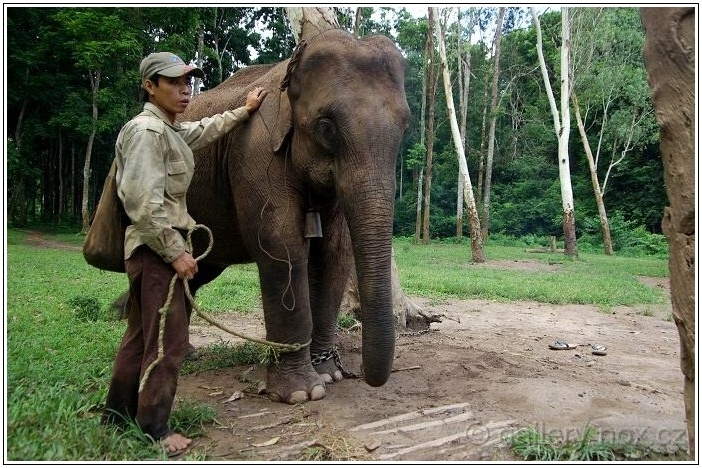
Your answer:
[579,212,668,257]
[69,295,104,322]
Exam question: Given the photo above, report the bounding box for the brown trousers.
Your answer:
[103,245,190,440]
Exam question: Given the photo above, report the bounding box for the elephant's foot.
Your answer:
[262,363,326,404]
[311,346,355,383]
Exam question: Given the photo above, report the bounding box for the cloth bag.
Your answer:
[83,159,129,272]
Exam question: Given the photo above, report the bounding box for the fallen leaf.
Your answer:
[224,391,244,402]
[252,437,280,447]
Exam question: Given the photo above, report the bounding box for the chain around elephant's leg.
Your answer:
[312,348,342,382]
[311,346,357,382]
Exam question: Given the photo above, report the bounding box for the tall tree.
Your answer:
[421,7,438,244]
[52,8,139,232]
[569,8,612,254]
[194,26,204,96]
[196,8,260,84]
[480,7,505,241]
[253,7,296,64]
[572,91,613,254]
[532,7,578,257]
[432,7,485,262]
[414,31,429,243]
[6,7,47,226]
[455,8,479,239]
[570,8,656,254]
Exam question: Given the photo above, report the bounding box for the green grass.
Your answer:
[194,263,262,313]
[337,312,360,329]
[5,228,264,461]
[506,425,688,461]
[393,237,667,308]
[180,341,272,375]
[5,227,671,461]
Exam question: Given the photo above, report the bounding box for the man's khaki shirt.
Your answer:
[115,102,249,263]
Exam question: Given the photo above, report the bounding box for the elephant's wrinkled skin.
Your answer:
[182,29,410,403]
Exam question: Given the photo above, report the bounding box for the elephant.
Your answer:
[181,28,410,404]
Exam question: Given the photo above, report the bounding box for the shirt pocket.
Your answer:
[166,160,189,196]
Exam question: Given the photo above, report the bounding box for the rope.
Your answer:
[139,224,311,393]
[279,40,307,91]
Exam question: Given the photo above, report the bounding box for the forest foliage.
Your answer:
[4,6,667,254]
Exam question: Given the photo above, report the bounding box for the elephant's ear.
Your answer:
[260,87,292,154]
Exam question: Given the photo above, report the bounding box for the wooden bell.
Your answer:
[304,210,323,238]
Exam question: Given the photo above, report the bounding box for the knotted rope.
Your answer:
[139,224,310,393]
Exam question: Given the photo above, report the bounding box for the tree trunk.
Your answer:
[480,7,505,242]
[457,10,472,154]
[70,144,76,218]
[476,71,489,205]
[414,35,429,244]
[81,69,100,234]
[284,7,433,330]
[559,8,578,258]
[456,51,471,239]
[572,92,613,255]
[456,9,475,240]
[432,8,485,263]
[9,99,27,226]
[422,7,437,245]
[641,6,695,458]
[58,130,64,223]
[354,7,362,36]
[194,26,204,97]
[341,247,441,332]
[532,7,578,258]
[285,7,340,43]
[456,7,472,239]
[456,172,464,238]
[212,9,224,84]
[414,166,424,243]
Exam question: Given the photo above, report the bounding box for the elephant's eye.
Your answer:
[314,118,338,151]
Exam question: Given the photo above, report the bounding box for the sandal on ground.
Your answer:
[549,340,577,350]
[591,344,607,356]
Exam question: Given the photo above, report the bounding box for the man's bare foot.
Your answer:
[161,432,192,455]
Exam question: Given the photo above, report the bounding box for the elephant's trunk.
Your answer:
[341,174,396,387]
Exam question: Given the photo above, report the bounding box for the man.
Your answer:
[103,51,266,455]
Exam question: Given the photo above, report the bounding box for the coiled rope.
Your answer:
[139,224,310,393]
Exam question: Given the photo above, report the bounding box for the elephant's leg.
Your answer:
[308,210,353,383]
[257,258,326,404]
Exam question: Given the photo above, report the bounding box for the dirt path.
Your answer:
[181,277,687,461]
[21,230,83,251]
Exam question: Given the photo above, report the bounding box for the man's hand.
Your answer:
[171,252,198,280]
[245,86,267,113]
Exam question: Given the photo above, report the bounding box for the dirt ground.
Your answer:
[181,269,688,461]
[20,231,688,460]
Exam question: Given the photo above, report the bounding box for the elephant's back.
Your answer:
[183,63,279,120]
[221,64,275,89]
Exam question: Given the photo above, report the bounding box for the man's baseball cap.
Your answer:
[139,52,204,85]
